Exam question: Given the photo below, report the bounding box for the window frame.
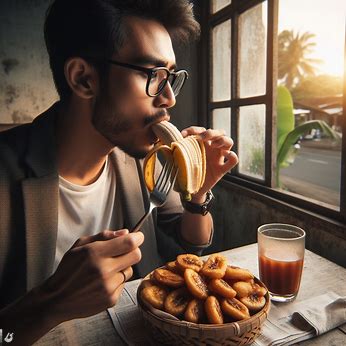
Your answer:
[198,0,346,223]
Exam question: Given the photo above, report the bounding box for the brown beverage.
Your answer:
[259,254,304,296]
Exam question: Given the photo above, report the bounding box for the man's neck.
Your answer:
[56,100,113,186]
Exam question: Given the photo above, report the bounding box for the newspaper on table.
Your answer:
[107,279,345,346]
[107,278,149,346]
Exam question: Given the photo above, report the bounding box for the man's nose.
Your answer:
[153,82,176,109]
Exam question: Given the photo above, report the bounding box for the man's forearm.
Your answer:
[180,210,213,245]
[0,286,58,346]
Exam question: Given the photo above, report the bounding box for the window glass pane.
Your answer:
[239,2,267,97]
[211,0,231,14]
[238,104,266,179]
[277,0,344,208]
[212,108,231,137]
[211,20,231,101]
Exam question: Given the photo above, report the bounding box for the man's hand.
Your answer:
[181,127,238,200]
[43,229,144,324]
[0,229,144,346]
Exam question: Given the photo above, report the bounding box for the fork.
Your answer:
[132,161,178,232]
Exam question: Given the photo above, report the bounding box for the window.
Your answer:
[200,0,346,222]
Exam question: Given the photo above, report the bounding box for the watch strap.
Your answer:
[181,190,214,216]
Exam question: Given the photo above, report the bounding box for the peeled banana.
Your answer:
[143,121,206,201]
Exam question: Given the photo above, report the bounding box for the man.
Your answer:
[0,0,238,344]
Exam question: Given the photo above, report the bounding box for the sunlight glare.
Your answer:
[279,0,346,77]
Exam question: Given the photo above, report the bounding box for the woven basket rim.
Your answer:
[137,272,270,332]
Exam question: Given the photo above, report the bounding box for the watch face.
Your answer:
[201,205,208,216]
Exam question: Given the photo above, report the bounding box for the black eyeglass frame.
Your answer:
[107,59,188,97]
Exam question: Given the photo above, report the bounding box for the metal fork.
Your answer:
[132,161,178,232]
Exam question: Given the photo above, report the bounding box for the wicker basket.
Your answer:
[137,274,270,346]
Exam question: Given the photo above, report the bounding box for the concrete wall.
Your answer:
[0,0,58,124]
[0,0,197,128]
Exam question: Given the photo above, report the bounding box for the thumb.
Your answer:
[72,229,129,248]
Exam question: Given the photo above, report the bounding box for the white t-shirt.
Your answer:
[55,157,123,270]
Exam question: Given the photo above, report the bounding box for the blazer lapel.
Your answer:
[22,175,58,290]
[111,148,148,230]
[111,148,161,276]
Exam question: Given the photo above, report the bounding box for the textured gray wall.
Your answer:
[0,1,197,127]
[0,0,58,124]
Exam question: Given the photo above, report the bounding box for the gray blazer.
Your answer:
[0,103,210,309]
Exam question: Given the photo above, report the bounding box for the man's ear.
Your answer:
[64,57,98,99]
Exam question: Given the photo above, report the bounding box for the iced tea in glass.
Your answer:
[258,223,305,302]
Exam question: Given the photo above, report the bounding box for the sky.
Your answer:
[278,0,346,77]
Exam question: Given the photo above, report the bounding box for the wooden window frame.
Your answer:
[198,0,346,224]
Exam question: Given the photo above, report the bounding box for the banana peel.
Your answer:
[144,121,206,201]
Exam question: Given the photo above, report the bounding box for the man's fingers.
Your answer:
[181,126,206,137]
[222,151,239,172]
[108,267,133,307]
[108,283,125,308]
[197,128,226,140]
[111,229,130,237]
[209,135,234,149]
[72,229,129,248]
[116,266,133,286]
[93,232,144,258]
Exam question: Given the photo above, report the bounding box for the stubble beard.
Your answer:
[91,103,153,159]
[91,94,168,159]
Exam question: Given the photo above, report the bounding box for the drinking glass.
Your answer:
[258,223,305,302]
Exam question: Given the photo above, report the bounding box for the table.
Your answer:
[35,244,346,346]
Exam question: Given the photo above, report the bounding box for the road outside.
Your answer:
[279,142,341,207]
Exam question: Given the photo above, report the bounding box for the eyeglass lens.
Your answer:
[169,73,185,96]
[148,69,186,97]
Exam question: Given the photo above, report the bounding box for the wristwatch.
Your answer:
[181,190,215,216]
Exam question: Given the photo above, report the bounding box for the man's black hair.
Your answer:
[44,0,200,101]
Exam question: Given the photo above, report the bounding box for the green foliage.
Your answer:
[276,86,341,186]
[277,120,340,169]
[249,147,265,177]
[277,85,295,153]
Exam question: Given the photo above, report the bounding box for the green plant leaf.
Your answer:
[277,120,341,169]
[277,85,295,153]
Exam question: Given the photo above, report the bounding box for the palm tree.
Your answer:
[278,30,321,89]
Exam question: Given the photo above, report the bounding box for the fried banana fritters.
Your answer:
[224,265,254,281]
[140,285,168,310]
[139,253,267,325]
[205,296,224,324]
[176,254,203,272]
[153,268,185,288]
[184,268,209,299]
[208,278,237,299]
[220,297,250,320]
[164,287,190,316]
[201,254,227,279]
[184,299,205,323]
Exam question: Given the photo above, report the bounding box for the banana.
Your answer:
[143,121,206,201]
[151,120,183,144]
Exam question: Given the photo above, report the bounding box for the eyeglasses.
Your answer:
[107,59,188,97]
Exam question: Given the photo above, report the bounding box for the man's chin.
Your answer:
[117,144,152,160]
